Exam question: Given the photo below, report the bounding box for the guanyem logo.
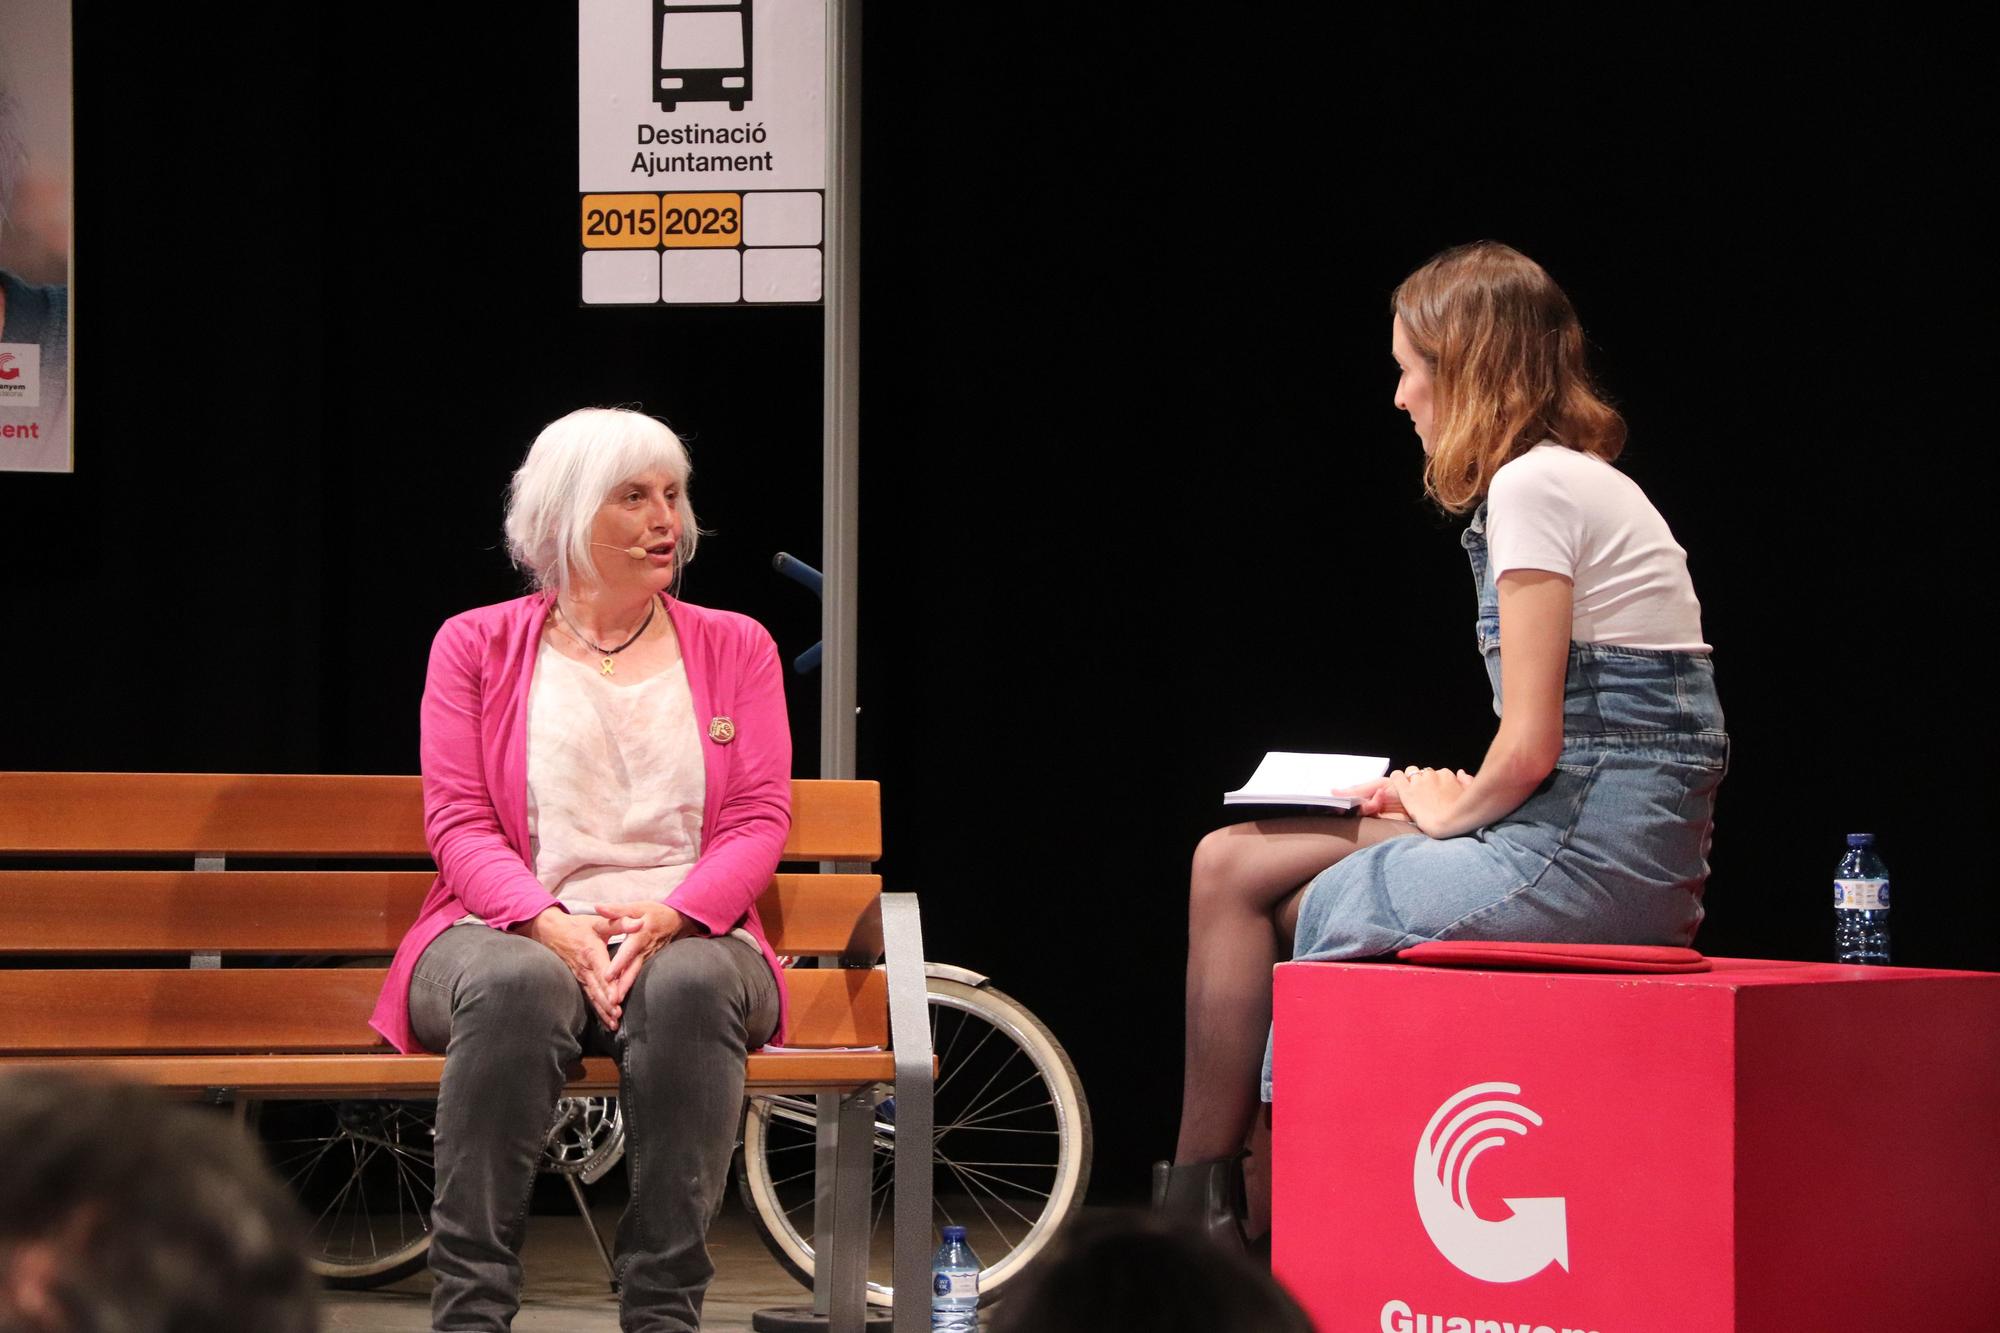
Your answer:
[1378,1298,1598,1333]
[0,344,37,404]
[1414,1081,1569,1283]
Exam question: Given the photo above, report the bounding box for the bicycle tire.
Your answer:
[734,977,1093,1307]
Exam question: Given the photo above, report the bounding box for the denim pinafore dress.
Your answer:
[1264,502,1728,1099]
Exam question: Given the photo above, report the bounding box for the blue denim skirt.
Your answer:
[1262,508,1727,1100]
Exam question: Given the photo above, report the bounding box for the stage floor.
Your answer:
[316,1191,1051,1331]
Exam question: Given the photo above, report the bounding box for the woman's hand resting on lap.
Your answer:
[1336,769,1475,832]
[601,900,698,1007]
[522,906,624,1029]
[1388,766,1475,834]
[1335,777,1414,821]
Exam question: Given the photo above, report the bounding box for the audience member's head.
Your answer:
[0,1072,318,1333]
[987,1211,1315,1333]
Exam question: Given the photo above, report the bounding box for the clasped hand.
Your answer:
[522,900,695,1030]
[1336,766,1475,835]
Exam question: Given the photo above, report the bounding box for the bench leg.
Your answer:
[810,1088,876,1333]
[880,893,933,1333]
[561,1172,618,1292]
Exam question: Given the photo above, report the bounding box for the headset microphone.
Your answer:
[592,543,652,559]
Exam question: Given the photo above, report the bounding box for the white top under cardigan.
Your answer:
[528,646,705,911]
[461,643,754,946]
[1485,443,1711,653]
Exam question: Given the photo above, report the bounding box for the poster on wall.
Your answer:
[0,1,72,472]
[578,0,827,307]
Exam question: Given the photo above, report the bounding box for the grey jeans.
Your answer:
[409,923,780,1333]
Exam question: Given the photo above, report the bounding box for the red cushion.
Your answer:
[1395,941,1711,973]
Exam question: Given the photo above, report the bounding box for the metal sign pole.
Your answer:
[821,0,861,781]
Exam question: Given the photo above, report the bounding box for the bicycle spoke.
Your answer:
[388,1137,435,1218]
[275,1135,343,1191]
[939,1049,1032,1142]
[766,1165,822,1190]
[949,1065,1050,1134]
[937,1163,1053,1209]
[934,1004,968,1075]
[932,1024,1000,1101]
[388,1156,423,1245]
[942,1104,1061,1133]
[390,1144,438,1184]
[309,1140,369,1238]
[377,1141,436,1171]
[941,1160,1044,1228]
[760,1138,818,1156]
[940,1158,1017,1245]
[355,1140,379,1259]
[762,1096,819,1130]
[314,1141,351,1243]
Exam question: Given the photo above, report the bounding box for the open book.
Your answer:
[1223,751,1391,812]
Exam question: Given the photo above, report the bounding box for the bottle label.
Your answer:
[1834,878,1890,910]
[933,1271,977,1300]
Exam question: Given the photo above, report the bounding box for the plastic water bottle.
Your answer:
[1834,832,1891,965]
[930,1224,980,1331]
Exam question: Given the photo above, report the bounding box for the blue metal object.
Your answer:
[772,552,825,675]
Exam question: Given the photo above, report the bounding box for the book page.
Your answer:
[1224,751,1391,806]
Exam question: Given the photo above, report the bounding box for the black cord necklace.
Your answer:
[552,598,656,676]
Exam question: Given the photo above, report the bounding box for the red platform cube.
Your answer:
[1271,958,2000,1333]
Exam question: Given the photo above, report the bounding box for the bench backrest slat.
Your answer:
[0,774,891,1066]
[0,773,429,857]
[0,774,881,862]
[0,871,884,957]
[0,967,889,1055]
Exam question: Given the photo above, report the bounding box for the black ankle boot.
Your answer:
[1151,1156,1247,1249]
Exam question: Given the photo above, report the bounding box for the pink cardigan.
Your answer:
[369,591,793,1054]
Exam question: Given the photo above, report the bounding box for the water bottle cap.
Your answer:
[942,1225,966,1242]
[1846,832,1874,848]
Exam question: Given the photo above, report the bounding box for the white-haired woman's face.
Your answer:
[583,468,684,593]
[1391,315,1435,456]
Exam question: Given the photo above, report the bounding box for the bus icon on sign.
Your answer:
[655,0,753,112]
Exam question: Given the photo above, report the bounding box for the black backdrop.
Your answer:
[4,8,1987,1200]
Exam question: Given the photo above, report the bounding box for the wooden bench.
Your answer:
[0,772,933,1333]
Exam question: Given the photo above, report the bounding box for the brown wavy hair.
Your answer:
[1393,241,1625,513]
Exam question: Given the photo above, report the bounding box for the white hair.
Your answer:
[503,408,700,595]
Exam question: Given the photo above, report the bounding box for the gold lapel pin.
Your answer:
[708,716,737,744]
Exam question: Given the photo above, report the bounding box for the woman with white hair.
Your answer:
[370,407,791,1333]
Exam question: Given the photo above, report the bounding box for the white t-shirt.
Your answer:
[1485,443,1710,653]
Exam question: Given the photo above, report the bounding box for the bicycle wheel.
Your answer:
[541,1095,626,1184]
[258,1099,439,1289]
[259,1095,627,1289]
[735,977,1092,1306]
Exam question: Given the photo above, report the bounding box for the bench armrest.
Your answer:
[880,892,932,1333]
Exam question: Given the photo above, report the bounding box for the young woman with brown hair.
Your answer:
[1161,242,1727,1243]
